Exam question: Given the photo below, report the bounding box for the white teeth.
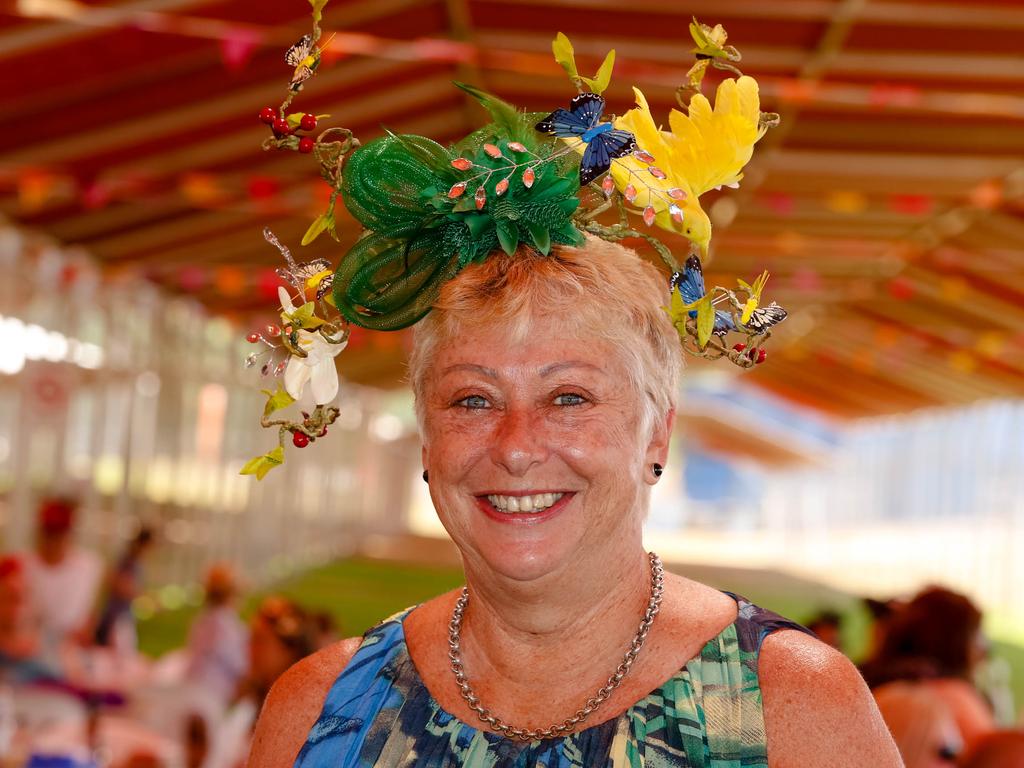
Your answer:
[486,492,565,514]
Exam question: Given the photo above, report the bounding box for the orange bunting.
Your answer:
[825,190,868,214]
[215,267,246,297]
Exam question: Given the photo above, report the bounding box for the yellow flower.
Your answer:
[611,76,767,256]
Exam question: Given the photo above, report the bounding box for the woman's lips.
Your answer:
[475,491,574,524]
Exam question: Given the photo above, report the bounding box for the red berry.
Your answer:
[299,113,317,131]
[259,107,276,125]
[292,431,310,448]
[272,117,292,137]
[756,348,768,364]
[264,324,280,337]
[732,343,746,353]
[246,332,261,343]
[298,136,315,154]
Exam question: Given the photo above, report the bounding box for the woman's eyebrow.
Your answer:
[539,360,605,377]
[441,363,499,378]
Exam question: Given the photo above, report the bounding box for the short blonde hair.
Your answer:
[408,235,682,436]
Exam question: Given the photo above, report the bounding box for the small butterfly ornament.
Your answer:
[276,257,334,300]
[671,255,738,337]
[285,33,330,91]
[536,93,637,187]
[667,255,788,366]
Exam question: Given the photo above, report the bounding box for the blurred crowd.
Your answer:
[2,496,1023,767]
[0,498,337,767]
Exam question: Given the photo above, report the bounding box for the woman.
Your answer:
[248,239,901,766]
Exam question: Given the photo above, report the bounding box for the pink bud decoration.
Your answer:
[624,184,637,203]
[451,158,473,171]
[668,188,687,200]
[448,181,468,198]
[601,175,615,197]
[507,142,527,153]
[643,206,656,226]
[522,167,535,188]
[669,204,684,223]
[633,149,655,164]
[246,332,261,344]
[264,324,281,337]
[495,178,510,196]
[475,186,487,209]
[483,143,503,158]
[649,167,667,180]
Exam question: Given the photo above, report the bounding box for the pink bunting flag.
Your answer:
[219,27,261,72]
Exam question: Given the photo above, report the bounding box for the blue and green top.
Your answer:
[295,593,809,767]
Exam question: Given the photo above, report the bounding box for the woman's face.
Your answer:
[421,316,672,583]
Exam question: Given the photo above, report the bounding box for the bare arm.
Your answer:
[760,630,903,768]
[248,637,362,768]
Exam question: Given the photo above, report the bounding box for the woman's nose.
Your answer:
[489,407,549,476]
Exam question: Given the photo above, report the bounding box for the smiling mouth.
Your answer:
[484,492,566,514]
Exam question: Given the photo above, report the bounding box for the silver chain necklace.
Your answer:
[447,551,664,742]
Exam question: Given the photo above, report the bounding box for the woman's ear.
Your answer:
[644,407,675,483]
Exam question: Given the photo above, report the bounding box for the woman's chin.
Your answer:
[468,541,573,584]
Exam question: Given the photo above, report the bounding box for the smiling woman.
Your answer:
[248,237,903,768]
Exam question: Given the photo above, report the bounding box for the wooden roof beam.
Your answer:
[488,0,1024,30]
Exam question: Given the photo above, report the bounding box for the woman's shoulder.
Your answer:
[758,630,903,767]
[249,636,364,768]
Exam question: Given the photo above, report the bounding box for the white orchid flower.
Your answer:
[278,287,347,405]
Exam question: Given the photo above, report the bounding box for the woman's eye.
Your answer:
[456,395,489,409]
[553,392,586,406]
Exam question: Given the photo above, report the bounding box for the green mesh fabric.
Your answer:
[332,89,585,330]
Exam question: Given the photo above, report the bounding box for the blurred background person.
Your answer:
[959,730,1024,768]
[21,497,102,661]
[94,527,156,654]
[310,611,340,652]
[863,597,902,663]
[184,563,249,707]
[806,609,843,651]
[873,681,962,768]
[863,586,995,753]
[242,596,316,710]
[0,554,45,682]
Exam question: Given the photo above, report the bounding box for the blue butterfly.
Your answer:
[671,255,788,336]
[536,93,637,187]
[670,255,736,336]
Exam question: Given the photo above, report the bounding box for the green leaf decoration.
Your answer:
[695,296,715,349]
[463,213,492,240]
[261,386,295,419]
[454,82,529,139]
[309,0,328,24]
[301,213,328,246]
[240,446,285,480]
[324,208,339,241]
[495,219,519,255]
[286,301,325,330]
[552,32,579,82]
[527,221,551,255]
[664,287,688,323]
[581,49,616,95]
[286,112,306,130]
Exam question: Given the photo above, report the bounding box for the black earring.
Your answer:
[422,470,429,483]
[652,463,663,477]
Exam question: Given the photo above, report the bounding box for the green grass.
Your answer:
[137,556,1022,717]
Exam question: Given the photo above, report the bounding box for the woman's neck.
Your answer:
[458,545,653,687]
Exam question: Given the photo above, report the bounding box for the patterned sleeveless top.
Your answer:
[295,593,810,767]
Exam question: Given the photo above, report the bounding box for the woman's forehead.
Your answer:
[432,325,620,377]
